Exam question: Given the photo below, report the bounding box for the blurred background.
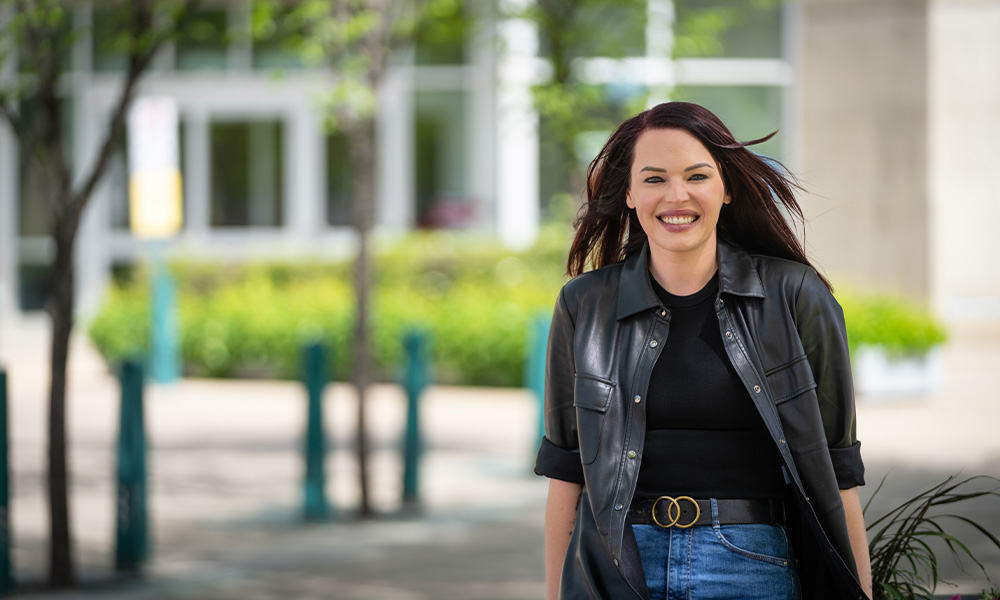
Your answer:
[0,0,999,598]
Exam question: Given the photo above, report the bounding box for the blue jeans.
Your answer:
[633,500,802,600]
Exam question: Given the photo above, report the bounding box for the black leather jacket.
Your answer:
[536,240,867,599]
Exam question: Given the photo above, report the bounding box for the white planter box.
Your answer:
[853,345,945,398]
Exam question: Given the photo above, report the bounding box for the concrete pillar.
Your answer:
[496,4,540,249]
[927,0,1000,331]
[800,0,931,301]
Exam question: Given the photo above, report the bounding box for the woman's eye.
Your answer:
[644,176,664,184]
[689,173,707,181]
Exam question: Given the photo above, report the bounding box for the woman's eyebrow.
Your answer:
[684,162,713,172]
[639,166,667,173]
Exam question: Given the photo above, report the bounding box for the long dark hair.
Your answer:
[566,101,830,289]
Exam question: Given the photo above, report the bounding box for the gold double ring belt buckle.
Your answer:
[651,495,700,528]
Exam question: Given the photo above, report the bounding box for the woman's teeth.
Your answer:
[658,215,696,225]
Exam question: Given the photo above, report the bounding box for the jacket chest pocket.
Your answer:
[765,355,817,405]
[573,375,615,465]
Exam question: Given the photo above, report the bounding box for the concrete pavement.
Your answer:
[1,315,998,599]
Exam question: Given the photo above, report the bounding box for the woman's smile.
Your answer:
[657,211,698,227]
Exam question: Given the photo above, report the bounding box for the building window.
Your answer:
[210,120,284,227]
[326,130,353,227]
[414,90,471,228]
[92,7,130,72]
[671,85,783,158]
[16,97,77,237]
[176,8,230,71]
[18,265,48,311]
[413,0,466,65]
[673,0,783,59]
[536,2,645,60]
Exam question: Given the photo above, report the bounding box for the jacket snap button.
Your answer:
[753,385,762,393]
[718,298,724,307]
[725,331,733,340]
[660,310,666,316]
[633,395,641,403]
[627,450,637,459]
[649,340,658,348]
[614,503,623,511]
[780,439,786,445]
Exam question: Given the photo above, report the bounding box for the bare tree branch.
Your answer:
[67,0,200,222]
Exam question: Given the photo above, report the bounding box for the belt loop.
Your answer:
[710,498,720,528]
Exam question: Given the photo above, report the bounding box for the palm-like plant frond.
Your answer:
[865,474,1000,600]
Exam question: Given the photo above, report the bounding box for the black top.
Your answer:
[633,271,786,500]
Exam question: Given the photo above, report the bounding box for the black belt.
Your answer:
[628,497,785,528]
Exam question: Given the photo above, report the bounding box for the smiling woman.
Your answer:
[536,102,873,600]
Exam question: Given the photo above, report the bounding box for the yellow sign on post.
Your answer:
[128,97,182,238]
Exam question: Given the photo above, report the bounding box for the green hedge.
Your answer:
[88,229,948,386]
[88,227,573,387]
[836,288,948,357]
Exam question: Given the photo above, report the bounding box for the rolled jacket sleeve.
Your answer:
[534,288,584,483]
[795,269,866,489]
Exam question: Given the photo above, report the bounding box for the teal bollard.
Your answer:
[402,330,430,506]
[116,359,148,571]
[525,314,551,450]
[302,342,331,521]
[149,241,180,384]
[0,368,12,592]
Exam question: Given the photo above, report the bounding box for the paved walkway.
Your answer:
[1,316,999,599]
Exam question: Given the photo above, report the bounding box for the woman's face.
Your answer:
[626,127,730,264]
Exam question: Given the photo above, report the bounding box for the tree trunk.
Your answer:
[348,119,376,517]
[45,216,77,587]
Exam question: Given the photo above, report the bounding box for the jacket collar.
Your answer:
[616,239,766,320]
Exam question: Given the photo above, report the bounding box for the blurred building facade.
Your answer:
[1,0,998,332]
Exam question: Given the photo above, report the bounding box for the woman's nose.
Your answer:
[664,183,688,203]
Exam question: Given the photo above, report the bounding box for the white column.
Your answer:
[75,91,111,319]
[0,6,18,327]
[645,0,675,105]
[468,7,498,230]
[285,107,324,238]
[496,3,539,249]
[781,1,805,173]
[0,114,17,329]
[183,109,210,238]
[376,67,414,231]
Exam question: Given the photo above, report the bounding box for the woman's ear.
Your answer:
[626,191,635,209]
[724,193,732,205]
